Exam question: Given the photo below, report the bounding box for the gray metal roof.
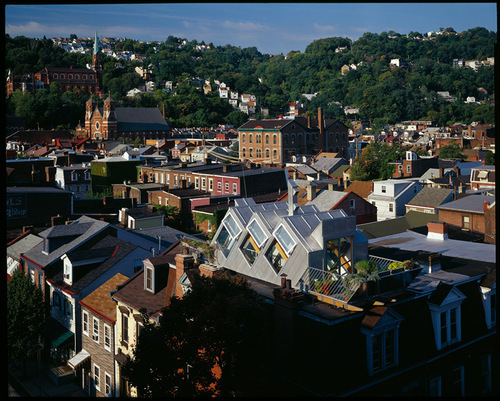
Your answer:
[436,194,493,213]
[311,157,346,173]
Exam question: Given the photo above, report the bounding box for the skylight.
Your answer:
[248,219,267,248]
[274,225,296,256]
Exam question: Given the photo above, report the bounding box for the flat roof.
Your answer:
[368,231,495,264]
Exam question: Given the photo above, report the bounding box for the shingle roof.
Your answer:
[406,187,453,208]
[436,194,492,213]
[308,190,347,212]
[7,234,43,260]
[343,180,373,199]
[79,273,129,322]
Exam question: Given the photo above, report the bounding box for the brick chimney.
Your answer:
[174,253,194,299]
[318,107,325,151]
[483,200,490,211]
[427,221,448,240]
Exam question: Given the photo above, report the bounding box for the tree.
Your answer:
[123,273,269,397]
[7,270,46,375]
[438,141,466,161]
[350,142,402,181]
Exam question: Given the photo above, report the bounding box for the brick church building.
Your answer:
[77,94,171,141]
[7,32,103,97]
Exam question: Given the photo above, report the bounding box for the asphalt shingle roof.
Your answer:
[406,187,453,208]
[115,108,170,132]
[436,194,493,213]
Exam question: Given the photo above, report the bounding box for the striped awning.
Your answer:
[68,349,90,369]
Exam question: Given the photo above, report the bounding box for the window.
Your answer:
[480,354,492,394]
[93,317,99,343]
[266,239,287,274]
[381,185,386,193]
[217,182,222,190]
[195,177,199,189]
[214,214,241,257]
[155,173,158,182]
[242,147,246,158]
[68,74,73,79]
[274,225,296,256]
[209,179,213,191]
[407,165,411,174]
[233,183,237,194]
[53,292,61,310]
[273,134,277,145]
[248,219,268,248]
[201,178,206,190]
[105,373,112,396]
[361,308,403,376]
[428,286,465,350]
[266,134,269,144]
[451,365,465,396]
[60,73,65,79]
[225,183,229,192]
[83,311,89,336]
[242,133,245,144]
[325,237,351,274]
[136,321,144,338]
[241,234,260,265]
[428,376,442,396]
[94,364,100,391]
[84,171,91,180]
[146,266,153,292]
[463,215,470,229]
[349,199,355,210]
[389,203,394,212]
[104,324,111,352]
[71,172,78,181]
[122,313,129,344]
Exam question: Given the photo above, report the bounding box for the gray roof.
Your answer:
[307,190,347,211]
[23,216,110,267]
[131,226,197,249]
[436,194,493,213]
[7,234,43,260]
[406,187,454,208]
[311,157,346,173]
[115,107,170,132]
[368,231,495,263]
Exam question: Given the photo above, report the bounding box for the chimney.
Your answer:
[306,184,316,201]
[307,115,311,128]
[418,250,441,273]
[318,107,325,151]
[439,167,444,178]
[180,179,187,189]
[287,177,299,216]
[427,221,448,240]
[483,200,490,211]
[174,253,194,299]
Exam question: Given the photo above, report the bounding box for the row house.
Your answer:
[367,179,423,221]
[137,162,287,198]
[54,163,92,199]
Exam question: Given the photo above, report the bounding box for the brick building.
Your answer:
[238,107,349,164]
[31,32,103,97]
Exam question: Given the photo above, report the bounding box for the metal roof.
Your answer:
[436,194,492,213]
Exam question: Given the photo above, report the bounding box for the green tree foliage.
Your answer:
[7,270,46,366]
[350,142,410,181]
[438,141,466,160]
[5,27,496,129]
[123,273,269,397]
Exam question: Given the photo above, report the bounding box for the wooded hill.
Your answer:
[5,27,495,130]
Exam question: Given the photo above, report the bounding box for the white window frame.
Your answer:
[94,363,101,391]
[92,317,100,343]
[145,266,154,293]
[247,218,268,248]
[364,328,399,375]
[233,182,237,194]
[452,365,465,396]
[273,224,296,256]
[105,372,112,396]
[104,323,111,352]
[209,179,213,191]
[428,288,465,351]
[83,310,89,336]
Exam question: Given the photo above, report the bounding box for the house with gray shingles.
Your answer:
[311,157,349,176]
[7,233,42,280]
[405,187,454,215]
[211,179,369,292]
[367,179,423,221]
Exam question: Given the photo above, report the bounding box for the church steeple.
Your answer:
[93,31,99,55]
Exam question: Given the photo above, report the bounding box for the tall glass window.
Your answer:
[274,225,296,256]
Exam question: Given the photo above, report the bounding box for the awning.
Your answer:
[51,330,73,348]
[68,349,90,369]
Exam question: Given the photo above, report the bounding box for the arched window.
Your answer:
[256,134,261,144]
[75,74,80,80]
[291,133,295,145]
[256,148,262,158]
[68,74,73,79]
[249,148,253,158]
[266,148,270,159]
[266,134,269,144]
[336,132,339,141]
[273,149,278,159]
[60,73,65,79]
[273,134,277,145]
[242,133,245,144]
[89,74,94,80]
[342,132,346,141]
[329,133,333,145]
[242,147,246,158]
[83,74,87,80]
[53,73,58,79]
[249,133,253,143]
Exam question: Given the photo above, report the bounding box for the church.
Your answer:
[78,94,171,141]
[33,32,103,97]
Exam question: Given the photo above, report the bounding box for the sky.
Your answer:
[5,3,498,55]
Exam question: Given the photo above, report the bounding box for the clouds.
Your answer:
[5,3,497,55]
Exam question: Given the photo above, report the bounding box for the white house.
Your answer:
[368,179,423,221]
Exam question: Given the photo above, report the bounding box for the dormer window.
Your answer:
[361,306,404,376]
[145,266,153,292]
[273,225,296,256]
[213,213,242,258]
[428,283,466,351]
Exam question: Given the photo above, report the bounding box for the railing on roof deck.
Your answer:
[300,255,404,304]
